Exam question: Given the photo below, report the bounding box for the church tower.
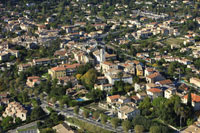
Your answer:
[100,48,105,63]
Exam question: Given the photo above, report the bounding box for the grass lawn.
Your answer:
[84,103,108,113]
[17,126,37,132]
[66,117,113,133]
[163,37,185,46]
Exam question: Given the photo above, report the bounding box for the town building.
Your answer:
[118,105,140,120]
[182,93,200,111]
[3,101,27,121]
[26,76,40,87]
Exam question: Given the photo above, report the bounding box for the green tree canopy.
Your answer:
[81,68,97,89]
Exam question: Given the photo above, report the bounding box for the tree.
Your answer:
[92,111,100,120]
[83,110,89,118]
[31,99,39,108]
[15,117,22,125]
[187,91,192,107]
[111,118,120,129]
[76,74,82,80]
[100,113,107,125]
[31,107,46,120]
[139,97,152,116]
[1,116,13,130]
[150,126,161,133]
[74,106,79,115]
[81,68,97,89]
[134,125,144,133]
[122,120,132,133]
[117,72,123,81]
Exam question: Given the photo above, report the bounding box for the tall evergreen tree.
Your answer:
[187,91,192,107]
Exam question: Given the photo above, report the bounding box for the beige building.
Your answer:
[118,105,140,120]
[53,123,76,133]
[190,77,200,87]
[146,72,165,83]
[48,66,66,79]
[18,63,32,72]
[26,76,40,87]
[146,88,163,99]
[3,101,27,121]
[94,84,113,91]
[107,95,120,103]
[164,88,176,99]
[100,61,118,72]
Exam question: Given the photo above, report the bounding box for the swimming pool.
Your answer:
[76,98,85,102]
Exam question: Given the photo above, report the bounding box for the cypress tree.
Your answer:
[187,91,192,107]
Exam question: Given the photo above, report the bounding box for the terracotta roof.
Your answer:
[103,84,112,87]
[108,95,120,100]
[63,63,80,69]
[147,72,161,79]
[34,58,51,62]
[157,79,172,85]
[54,49,66,56]
[131,96,139,100]
[184,93,200,102]
[27,76,40,80]
[51,66,66,71]
[103,61,114,66]
[147,88,162,93]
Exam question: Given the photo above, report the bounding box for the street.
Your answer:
[40,100,126,133]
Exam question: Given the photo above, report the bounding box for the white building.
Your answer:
[3,101,27,121]
[118,105,140,120]
[146,88,163,99]
[164,88,176,99]
[94,84,113,91]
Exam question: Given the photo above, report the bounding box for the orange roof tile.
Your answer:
[184,93,200,102]
[108,95,120,100]
[27,76,40,80]
[131,96,139,100]
[148,88,162,93]
[63,63,80,69]
[51,66,66,71]
[103,61,114,66]
[147,72,161,79]
[157,79,172,85]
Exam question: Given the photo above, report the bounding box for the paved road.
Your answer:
[40,100,125,133]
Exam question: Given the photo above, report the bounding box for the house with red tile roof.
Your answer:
[48,66,67,79]
[146,72,165,83]
[182,93,200,111]
[26,76,40,87]
[107,95,120,103]
[155,79,173,86]
[48,64,80,79]
[144,67,155,77]
[146,88,163,99]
